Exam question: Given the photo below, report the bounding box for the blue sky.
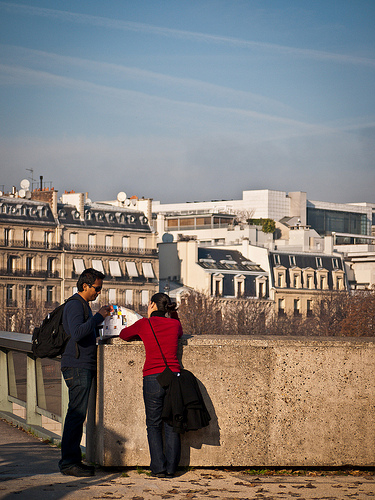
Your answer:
[0,0,374,204]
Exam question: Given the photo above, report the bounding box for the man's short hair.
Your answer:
[77,268,105,292]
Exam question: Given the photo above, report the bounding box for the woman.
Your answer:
[119,293,183,478]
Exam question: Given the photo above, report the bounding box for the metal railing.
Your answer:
[0,239,158,256]
[0,331,68,444]
[0,269,60,278]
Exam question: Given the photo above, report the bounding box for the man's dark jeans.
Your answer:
[143,374,181,475]
[59,367,95,471]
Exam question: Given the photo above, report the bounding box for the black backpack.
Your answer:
[32,295,90,359]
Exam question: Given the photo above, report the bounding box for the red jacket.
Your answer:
[119,316,183,377]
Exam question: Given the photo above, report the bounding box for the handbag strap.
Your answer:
[148,318,169,368]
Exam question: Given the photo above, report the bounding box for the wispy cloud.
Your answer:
[0,44,294,115]
[0,61,312,130]
[1,2,375,68]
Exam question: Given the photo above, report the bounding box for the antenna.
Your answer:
[26,168,36,190]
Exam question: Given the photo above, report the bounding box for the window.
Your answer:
[6,284,15,307]
[4,228,11,246]
[24,229,31,248]
[234,274,245,298]
[316,257,323,268]
[47,257,54,275]
[294,299,300,316]
[69,232,77,248]
[92,259,105,274]
[125,289,133,306]
[109,261,122,277]
[26,256,33,274]
[274,254,281,265]
[289,255,296,266]
[105,235,113,251]
[73,258,85,275]
[278,298,285,316]
[141,290,149,306]
[46,286,53,304]
[126,262,138,278]
[122,236,129,251]
[307,207,367,237]
[307,300,313,317]
[332,258,339,269]
[212,273,224,297]
[306,275,313,289]
[108,288,116,303]
[166,218,179,228]
[138,237,146,252]
[7,256,16,273]
[88,234,96,250]
[44,231,52,249]
[277,273,283,287]
[259,282,264,298]
[142,263,155,279]
[26,285,32,305]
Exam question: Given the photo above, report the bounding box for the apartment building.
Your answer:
[152,189,374,243]
[0,189,158,329]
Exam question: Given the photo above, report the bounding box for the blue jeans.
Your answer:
[143,374,181,474]
[59,367,95,470]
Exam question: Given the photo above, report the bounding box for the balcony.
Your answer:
[0,269,60,279]
[0,239,61,250]
[63,243,158,256]
[6,299,18,308]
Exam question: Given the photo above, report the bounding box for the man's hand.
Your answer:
[98,305,112,319]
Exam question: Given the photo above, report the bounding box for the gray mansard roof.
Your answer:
[0,196,151,232]
[198,247,265,274]
[0,197,56,226]
[57,203,151,232]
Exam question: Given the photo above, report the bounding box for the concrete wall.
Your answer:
[89,335,375,467]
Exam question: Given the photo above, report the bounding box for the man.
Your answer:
[58,268,111,477]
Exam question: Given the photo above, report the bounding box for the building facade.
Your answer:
[0,189,158,330]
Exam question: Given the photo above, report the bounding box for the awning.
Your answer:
[142,262,155,278]
[92,259,105,274]
[73,258,85,274]
[126,261,138,277]
[109,260,122,277]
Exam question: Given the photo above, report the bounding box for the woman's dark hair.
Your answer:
[77,268,105,292]
[151,292,177,315]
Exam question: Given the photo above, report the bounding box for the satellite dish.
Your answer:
[131,198,137,206]
[19,189,26,198]
[0,191,3,196]
[117,191,127,202]
[25,191,31,199]
[125,199,131,206]
[86,198,92,204]
[20,179,30,190]
[162,233,174,243]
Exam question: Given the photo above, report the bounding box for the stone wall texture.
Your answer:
[88,335,375,467]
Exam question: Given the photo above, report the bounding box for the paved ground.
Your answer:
[1,418,375,500]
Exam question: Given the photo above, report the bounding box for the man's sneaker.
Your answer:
[79,462,95,472]
[151,471,166,478]
[61,464,95,477]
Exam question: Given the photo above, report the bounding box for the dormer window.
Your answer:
[274,254,281,265]
[332,258,339,269]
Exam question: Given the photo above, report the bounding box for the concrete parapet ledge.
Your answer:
[90,334,375,468]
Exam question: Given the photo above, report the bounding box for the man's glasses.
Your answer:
[89,285,102,292]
